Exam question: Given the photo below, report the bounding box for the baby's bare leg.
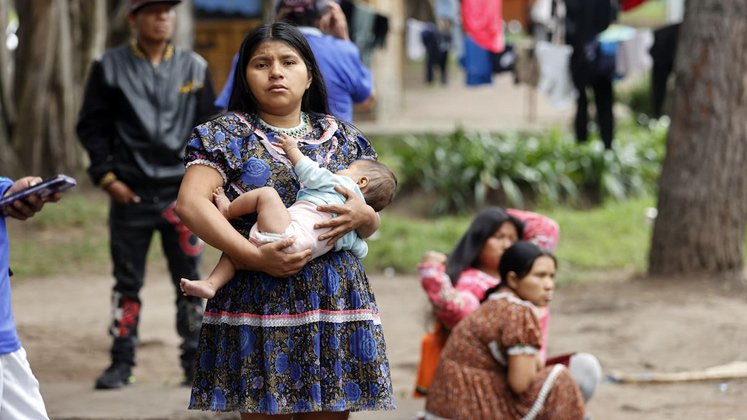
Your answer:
[180,254,236,299]
[228,187,291,234]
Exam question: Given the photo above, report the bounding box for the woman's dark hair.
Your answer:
[227,22,329,115]
[481,241,556,302]
[445,207,525,285]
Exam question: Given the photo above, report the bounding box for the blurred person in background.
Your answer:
[76,0,219,390]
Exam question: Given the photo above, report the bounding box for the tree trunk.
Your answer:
[0,0,21,175]
[649,1,747,282]
[10,0,103,178]
[13,0,59,176]
[76,0,108,83]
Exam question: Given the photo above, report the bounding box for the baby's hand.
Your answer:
[276,133,300,153]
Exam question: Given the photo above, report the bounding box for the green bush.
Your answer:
[372,120,668,215]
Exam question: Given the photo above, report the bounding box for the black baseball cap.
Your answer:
[129,0,181,13]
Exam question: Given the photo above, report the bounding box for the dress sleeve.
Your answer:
[501,302,542,356]
[339,120,377,161]
[184,117,247,184]
[507,208,560,252]
[419,263,482,329]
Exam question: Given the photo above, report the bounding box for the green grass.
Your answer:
[10,189,747,286]
[364,196,657,283]
[544,196,656,280]
[7,188,658,281]
[5,191,222,278]
[6,192,110,277]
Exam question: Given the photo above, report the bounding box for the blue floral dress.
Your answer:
[184,112,396,414]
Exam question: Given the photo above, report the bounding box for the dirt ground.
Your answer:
[11,263,747,420]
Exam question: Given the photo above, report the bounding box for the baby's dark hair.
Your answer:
[353,159,397,212]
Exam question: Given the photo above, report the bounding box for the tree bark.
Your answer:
[0,0,21,175]
[13,0,59,176]
[649,1,747,282]
[8,0,104,178]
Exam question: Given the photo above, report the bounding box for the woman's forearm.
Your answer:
[419,263,479,329]
[507,354,539,394]
[176,165,309,277]
[176,165,256,262]
[356,209,380,238]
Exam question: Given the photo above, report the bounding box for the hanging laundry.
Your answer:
[462,0,504,53]
[615,28,653,78]
[435,0,462,57]
[340,0,389,66]
[535,40,576,110]
[460,34,494,86]
[621,0,648,11]
[407,18,430,61]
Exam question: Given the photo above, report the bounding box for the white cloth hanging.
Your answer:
[615,28,654,78]
[535,40,577,110]
[406,18,429,61]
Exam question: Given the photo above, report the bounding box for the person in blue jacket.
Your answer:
[1,175,61,419]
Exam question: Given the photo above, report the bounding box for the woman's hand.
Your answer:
[315,185,378,245]
[232,237,312,278]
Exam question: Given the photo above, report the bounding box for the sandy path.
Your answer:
[11,267,747,419]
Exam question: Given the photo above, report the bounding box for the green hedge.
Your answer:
[372,119,668,215]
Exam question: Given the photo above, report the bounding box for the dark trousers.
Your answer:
[422,28,450,85]
[650,23,680,117]
[570,53,614,149]
[107,192,203,374]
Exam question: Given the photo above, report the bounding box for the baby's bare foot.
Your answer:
[180,278,216,299]
[212,187,231,219]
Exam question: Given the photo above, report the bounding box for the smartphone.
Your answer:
[0,174,77,208]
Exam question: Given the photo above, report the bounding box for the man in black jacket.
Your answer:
[77,0,219,390]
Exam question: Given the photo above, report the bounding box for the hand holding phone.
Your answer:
[1,174,76,218]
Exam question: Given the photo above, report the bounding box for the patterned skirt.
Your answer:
[188,250,396,414]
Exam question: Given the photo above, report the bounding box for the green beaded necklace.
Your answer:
[257,112,311,138]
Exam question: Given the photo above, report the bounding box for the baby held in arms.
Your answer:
[180,132,397,299]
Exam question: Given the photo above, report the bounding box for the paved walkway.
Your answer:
[357,64,574,135]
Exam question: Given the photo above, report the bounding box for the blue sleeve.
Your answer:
[294,156,344,191]
[0,177,11,198]
[214,53,239,109]
[341,44,373,103]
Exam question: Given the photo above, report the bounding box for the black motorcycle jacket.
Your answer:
[77,41,219,189]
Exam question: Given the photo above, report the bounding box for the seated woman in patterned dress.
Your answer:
[176,22,396,419]
[414,207,559,396]
[424,241,593,420]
